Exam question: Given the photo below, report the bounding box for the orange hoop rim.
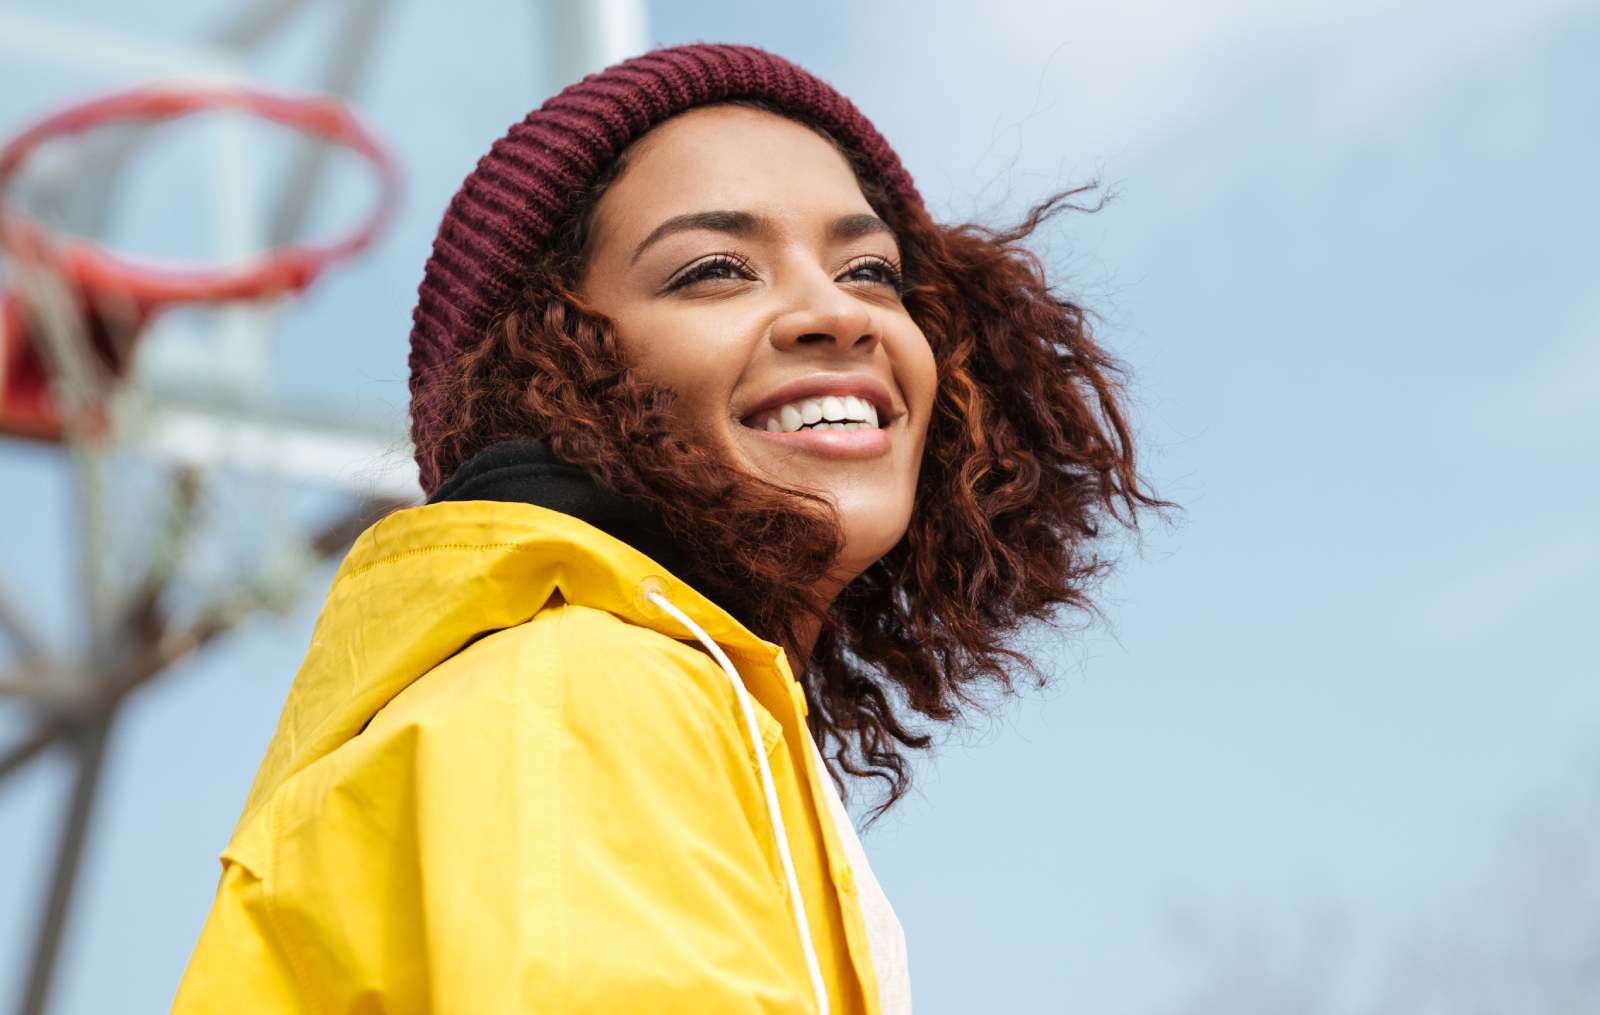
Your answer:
[0,84,400,308]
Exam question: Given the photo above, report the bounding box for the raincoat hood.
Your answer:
[232,439,788,847]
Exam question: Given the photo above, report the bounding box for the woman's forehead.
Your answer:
[592,106,874,250]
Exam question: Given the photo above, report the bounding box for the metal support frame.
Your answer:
[0,2,652,1012]
[0,3,409,1014]
[3,492,408,1015]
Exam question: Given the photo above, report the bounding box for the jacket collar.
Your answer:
[428,439,689,581]
[427,439,753,627]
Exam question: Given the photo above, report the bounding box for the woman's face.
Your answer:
[580,105,937,587]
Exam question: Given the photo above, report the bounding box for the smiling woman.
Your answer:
[173,43,1169,1015]
[577,103,940,625]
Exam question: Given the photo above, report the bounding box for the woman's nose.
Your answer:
[767,270,879,354]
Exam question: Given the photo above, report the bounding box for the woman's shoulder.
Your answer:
[273,596,757,814]
[364,594,739,740]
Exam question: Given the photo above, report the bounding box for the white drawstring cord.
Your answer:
[645,588,831,1015]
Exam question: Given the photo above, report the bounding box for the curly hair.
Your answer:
[412,98,1172,824]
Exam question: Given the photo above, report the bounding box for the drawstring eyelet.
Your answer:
[636,575,670,618]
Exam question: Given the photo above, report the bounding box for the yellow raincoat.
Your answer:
[171,497,893,1013]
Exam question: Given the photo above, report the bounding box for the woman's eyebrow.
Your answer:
[630,210,895,264]
[828,212,895,244]
[631,210,761,264]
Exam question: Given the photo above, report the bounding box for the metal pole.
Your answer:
[0,578,51,666]
[0,724,62,783]
[14,711,115,1015]
[267,0,393,247]
[541,0,650,96]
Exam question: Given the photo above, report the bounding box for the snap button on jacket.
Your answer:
[171,501,885,1013]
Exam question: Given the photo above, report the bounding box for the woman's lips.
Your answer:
[739,420,892,459]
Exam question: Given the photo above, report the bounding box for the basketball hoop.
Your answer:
[0,84,399,441]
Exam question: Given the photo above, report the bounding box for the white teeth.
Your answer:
[755,393,881,433]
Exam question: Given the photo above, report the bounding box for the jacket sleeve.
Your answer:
[170,852,308,1013]
[173,606,814,1014]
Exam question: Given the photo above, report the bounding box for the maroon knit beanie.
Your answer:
[407,42,925,494]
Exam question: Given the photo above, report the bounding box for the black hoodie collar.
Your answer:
[427,439,749,627]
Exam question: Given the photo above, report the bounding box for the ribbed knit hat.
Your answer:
[408,42,924,494]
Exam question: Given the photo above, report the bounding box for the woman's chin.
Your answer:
[835,511,910,569]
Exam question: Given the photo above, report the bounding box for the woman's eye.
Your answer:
[665,254,905,294]
[667,255,751,290]
[841,257,905,292]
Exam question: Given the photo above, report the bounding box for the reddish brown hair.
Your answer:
[414,100,1172,823]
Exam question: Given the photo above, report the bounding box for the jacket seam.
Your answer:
[341,541,531,580]
[551,598,572,997]
[622,618,789,891]
[262,790,322,1015]
[639,620,785,762]
[760,715,784,759]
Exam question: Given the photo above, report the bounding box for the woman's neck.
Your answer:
[782,568,853,678]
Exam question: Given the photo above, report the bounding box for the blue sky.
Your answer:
[1,1,1596,1012]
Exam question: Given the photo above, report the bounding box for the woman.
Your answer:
[173,43,1165,1014]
